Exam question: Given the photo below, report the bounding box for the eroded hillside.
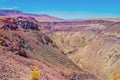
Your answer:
[0,16,99,80]
[41,20,120,80]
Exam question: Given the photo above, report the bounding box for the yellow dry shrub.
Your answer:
[30,70,40,79]
[30,65,41,80]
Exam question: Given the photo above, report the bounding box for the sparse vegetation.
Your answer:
[30,65,41,80]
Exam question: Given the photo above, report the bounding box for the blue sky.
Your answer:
[0,0,120,19]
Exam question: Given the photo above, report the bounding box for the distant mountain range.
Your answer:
[1,10,119,22]
[0,10,63,22]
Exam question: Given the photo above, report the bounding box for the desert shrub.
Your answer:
[30,70,40,80]
[30,65,41,80]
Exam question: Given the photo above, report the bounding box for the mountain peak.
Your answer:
[0,9,63,22]
[0,10,23,14]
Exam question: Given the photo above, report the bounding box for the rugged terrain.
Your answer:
[0,10,120,80]
[0,15,98,80]
[43,20,120,80]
